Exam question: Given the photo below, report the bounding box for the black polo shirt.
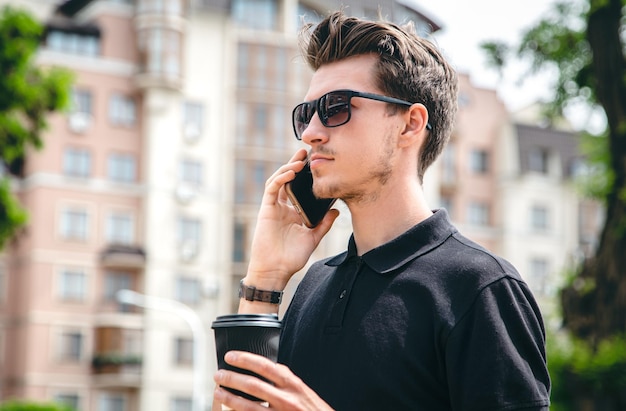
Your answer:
[278,209,550,410]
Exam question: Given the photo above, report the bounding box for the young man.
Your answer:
[213,11,550,411]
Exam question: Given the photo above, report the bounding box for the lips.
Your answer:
[308,154,333,169]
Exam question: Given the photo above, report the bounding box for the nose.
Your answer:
[301,112,329,146]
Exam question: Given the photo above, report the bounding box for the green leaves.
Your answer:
[0,401,73,411]
[0,178,27,250]
[548,332,626,409]
[0,6,73,249]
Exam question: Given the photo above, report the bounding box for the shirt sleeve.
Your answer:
[445,277,551,411]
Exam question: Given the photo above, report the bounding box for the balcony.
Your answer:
[100,244,146,269]
[92,353,142,373]
[134,5,185,92]
[92,327,143,387]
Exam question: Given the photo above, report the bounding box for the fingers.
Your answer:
[213,352,280,408]
[214,352,300,410]
[263,150,308,203]
[311,208,340,238]
[215,351,292,392]
[214,351,334,411]
[289,148,309,163]
[223,351,283,383]
[213,386,268,411]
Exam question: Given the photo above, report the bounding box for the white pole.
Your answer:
[117,289,207,411]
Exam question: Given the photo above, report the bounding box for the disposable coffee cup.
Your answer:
[211,313,282,401]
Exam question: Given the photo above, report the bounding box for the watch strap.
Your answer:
[238,280,283,304]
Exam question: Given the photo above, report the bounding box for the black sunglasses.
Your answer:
[291,89,431,140]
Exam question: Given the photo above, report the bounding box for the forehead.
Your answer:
[305,54,379,100]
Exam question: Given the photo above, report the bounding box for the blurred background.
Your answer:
[0,0,611,410]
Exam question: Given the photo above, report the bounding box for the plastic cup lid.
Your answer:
[211,313,282,329]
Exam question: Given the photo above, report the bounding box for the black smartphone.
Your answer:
[285,162,336,228]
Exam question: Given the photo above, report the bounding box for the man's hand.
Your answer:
[212,351,334,411]
[239,149,339,310]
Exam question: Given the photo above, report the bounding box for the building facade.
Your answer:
[0,0,605,410]
[0,1,444,410]
[435,79,604,327]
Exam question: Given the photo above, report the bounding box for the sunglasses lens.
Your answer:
[293,102,313,139]
[292,91,353,140]
[320,92,350,127]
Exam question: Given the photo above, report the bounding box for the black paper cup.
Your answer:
[211,314,282,401]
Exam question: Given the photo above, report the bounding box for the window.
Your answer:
[59,269,87,301]
[60,208,89,240]
[99,393,126,411]
[528,147,549,174]
[234,160,281,204]
[271,105,287,148]
[55,393,80,410]
[178,217,201,244]
[104,271,133,309]
[531,205,549,231]
[233,221,246,262]
[529,258,550,295]
[254,105,268,144]
[236,102,288,148]
[179,160,203,186]
[68,89,93,133]
[441,143,456,184]
[63,147,91,177]
[106,213,134,245]
[109,94,136,126]
[469,149,489,174]
[183,102,204,141]
[47,30,100,56]
[439,197,453,219]
[59,330,84,361]
[467,202,489,226]
[178,217,201,261]
[72,89,92,115]
[138,0,182,14]
[253,163,266,201]
[171,397,192,411]
[257,49,267,78]
[176,276,201,305]
[237,43,288,91]
[139,28,181,77]
[237,44,249,88]
[174,337,194,365]
[296,4,322,27]
[108,153,136,183]
[232,0,277,30]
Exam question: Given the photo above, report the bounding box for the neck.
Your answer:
[346,179,432,255]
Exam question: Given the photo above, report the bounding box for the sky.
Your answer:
[417,0,561,113]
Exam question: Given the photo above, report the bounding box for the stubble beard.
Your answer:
[314,131,396,205]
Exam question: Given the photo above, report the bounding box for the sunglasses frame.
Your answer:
[291,89,431,140]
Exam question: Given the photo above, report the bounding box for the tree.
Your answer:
[483,0,626,346]
[0,5,73,250]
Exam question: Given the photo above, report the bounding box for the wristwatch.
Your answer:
[238,280,283,304]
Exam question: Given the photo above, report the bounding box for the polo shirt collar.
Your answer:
[325,209,457,275]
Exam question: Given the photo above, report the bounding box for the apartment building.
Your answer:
[0,1,443,410]
[436,77,604,326]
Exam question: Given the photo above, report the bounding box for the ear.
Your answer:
[398,103,429,148]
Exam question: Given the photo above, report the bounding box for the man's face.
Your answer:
[300,54,406,204]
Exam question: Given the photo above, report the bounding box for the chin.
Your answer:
[312,183,337,200]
